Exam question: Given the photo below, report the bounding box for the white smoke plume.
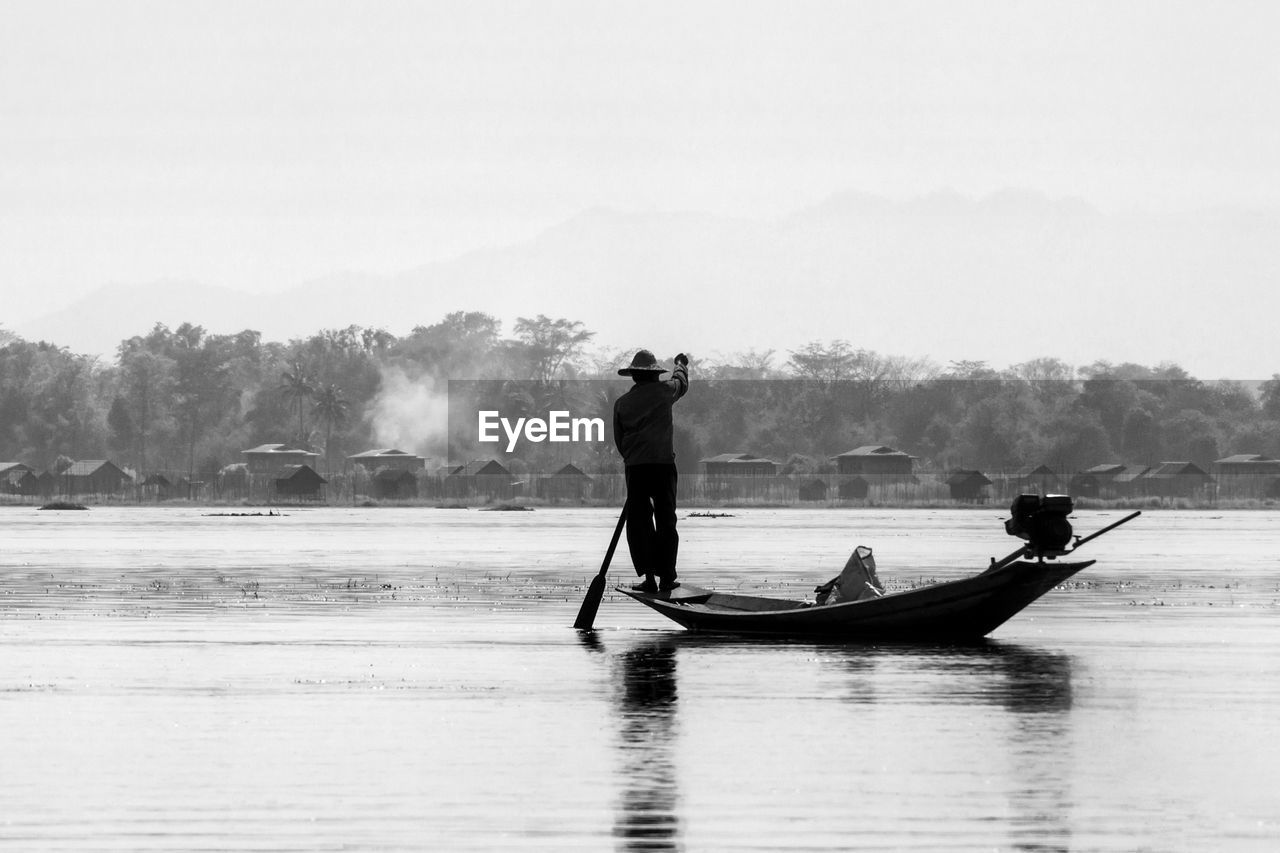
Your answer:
[368,366,450,462]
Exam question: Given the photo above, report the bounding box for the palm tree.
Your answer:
[312,383,350,474]
[279,362,314,443]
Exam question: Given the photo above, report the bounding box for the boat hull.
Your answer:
[616,559,1094,640]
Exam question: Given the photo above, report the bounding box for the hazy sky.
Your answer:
[3,1,1278,324]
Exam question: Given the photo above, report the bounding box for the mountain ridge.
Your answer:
[12,190,1278,377]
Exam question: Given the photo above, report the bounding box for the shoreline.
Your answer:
[2,497,1274,512]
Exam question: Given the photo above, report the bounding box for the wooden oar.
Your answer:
[573,506,628,630]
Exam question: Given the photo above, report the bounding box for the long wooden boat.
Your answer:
[617,556,1094,640]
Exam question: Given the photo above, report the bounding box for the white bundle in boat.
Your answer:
[813,545,885,605]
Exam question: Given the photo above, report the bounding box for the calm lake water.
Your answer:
[2,506,1278,851]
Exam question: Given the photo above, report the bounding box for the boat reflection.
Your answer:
[657,634,1073,711]
[845,639,1074,713]
[839,640,1075,853]
[588,632,1076,852]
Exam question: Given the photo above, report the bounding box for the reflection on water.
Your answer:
[611,639,681,851]
[660,635,1075,712]
[831,639,1076,853]
[847,640,1074,713]
[579,630,684,850]
[958,644,1074,853]
[589,633,1079,853]
[5,507,1280,851]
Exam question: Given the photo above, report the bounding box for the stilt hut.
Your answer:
[273,464,327,502]
[1213,454,1280,499]
[701,453,778,501]
[1,463,37,496]
[1142,462,1213,499]
[12,469,39,496]
[59,460,131,498]
[1,462,33,493]
[242,444,320,500]
[349,448,425,473]
[1070,464,1125,499]
[538,463,593,503]
[833,446,916,483]
[372,467,418,500]
[837,476,869,500]
[445,460,518,501]
[1008,464,1060,498]
[947,469,993,502]
[1112,465,1151,498]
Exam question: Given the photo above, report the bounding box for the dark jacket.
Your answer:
[613,364,689,466]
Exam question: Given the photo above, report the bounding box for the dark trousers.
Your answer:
[624,464,679,581]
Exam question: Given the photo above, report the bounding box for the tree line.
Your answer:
[3,314,1280,481]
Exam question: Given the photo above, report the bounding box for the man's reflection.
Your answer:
[611,637,681,851]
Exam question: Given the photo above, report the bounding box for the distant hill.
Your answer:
[18,280,257,356]
[14,191,1280,377]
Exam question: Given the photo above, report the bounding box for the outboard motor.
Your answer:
[1005,494,1075,559]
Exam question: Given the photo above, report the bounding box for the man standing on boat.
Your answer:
[614,349,689,593]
